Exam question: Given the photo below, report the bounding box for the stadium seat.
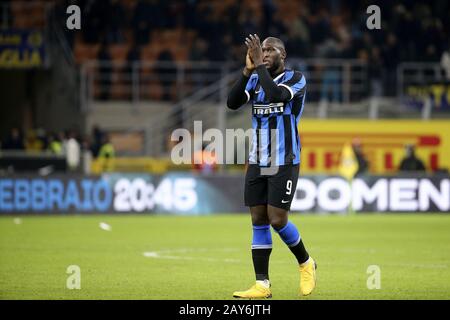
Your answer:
[110,81,130,100]
[11,2,46,29]
[74,41,100,65]
[120,0,137,10]
[109,45,130,63]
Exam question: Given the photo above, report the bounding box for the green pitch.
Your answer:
[1,214,449,300]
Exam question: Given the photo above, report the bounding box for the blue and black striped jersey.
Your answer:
[245,70,306,166]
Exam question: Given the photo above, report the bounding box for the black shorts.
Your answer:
[244,164,299,210]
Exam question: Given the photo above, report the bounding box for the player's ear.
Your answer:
[281,48,287,59]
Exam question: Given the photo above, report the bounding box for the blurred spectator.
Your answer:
[48,132,62,154]
[98,134,115,171]
[71,0,449,65]
[47,133,63,155]
[80,134,94,174]
[127,41,141,66]
[80,134,92,152]
[308,7,331,48]
[182,0,199,29]
[320,51,341,103]
[25,130,44,152]
[125,41,141,100]
[188,38,208,93]
[399,144,426,172]
[189,38,208,62]
[441,42,450,81]
[352,139,369,176]
[193,143,218,174]
[423,44,440,62]
[381,33,400,96]
[285,15,310,57]
[132,0,162,45]
[97,41,112,100]
[90,125,104,158]
[261,0,276,36]
[104,0,127,44]
[64,131,81,171]
[82,0,102,44]
[224,2,240,44]
[2,128,24,150]
[201,13,229,62]
[98,134,115,159]
[368,47,384,97]
[155,49,176,101]
[132,19,150,45]
[239,11,259,43]
[66,0,449,101]
[36,128,48,150]
[57,131,66,149]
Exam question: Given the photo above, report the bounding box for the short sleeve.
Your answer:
[278,71,306,101]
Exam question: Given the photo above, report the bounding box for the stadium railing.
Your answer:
[397,62,449,119]
[80,59,368,108]
[79,59,370,159]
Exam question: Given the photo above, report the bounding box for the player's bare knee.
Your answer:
[252,215,270,225]
[250,206,269,225]
[269,216,287,230]
[268,206,288,230]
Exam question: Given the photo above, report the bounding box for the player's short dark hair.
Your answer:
[263,37,285,51]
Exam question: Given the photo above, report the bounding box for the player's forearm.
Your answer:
[255,65,291,102]
[227,73,250,110]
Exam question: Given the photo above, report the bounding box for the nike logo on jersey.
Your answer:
[281,200,290,204]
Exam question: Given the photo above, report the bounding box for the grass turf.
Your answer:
[0,214,449,300]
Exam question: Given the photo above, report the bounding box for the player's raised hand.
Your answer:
[244,50,256,76]
[245,34,263,67]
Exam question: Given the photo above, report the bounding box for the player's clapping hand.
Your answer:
[245,34,263,67]
[244,50,256,76]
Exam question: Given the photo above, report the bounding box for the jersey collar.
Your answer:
[273,71,286,83]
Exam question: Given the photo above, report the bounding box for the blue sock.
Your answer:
[252,225,272,249]
[274,221,301,247]
[274,221,309,264]
[252,225,272,281]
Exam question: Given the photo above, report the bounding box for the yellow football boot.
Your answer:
[233,282,272,299]
[299,257,317,296]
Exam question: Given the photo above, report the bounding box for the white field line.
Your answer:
[143,248,240,263]
[142,248,448,269]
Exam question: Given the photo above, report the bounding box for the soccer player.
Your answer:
[227,34,316,298]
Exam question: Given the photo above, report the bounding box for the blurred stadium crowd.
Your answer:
[2,0,449,94]
[4,0,449,100]
[4,0,445,99]
[1,0,449,174]
[0,126,111,159]
[51,0,449,64]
